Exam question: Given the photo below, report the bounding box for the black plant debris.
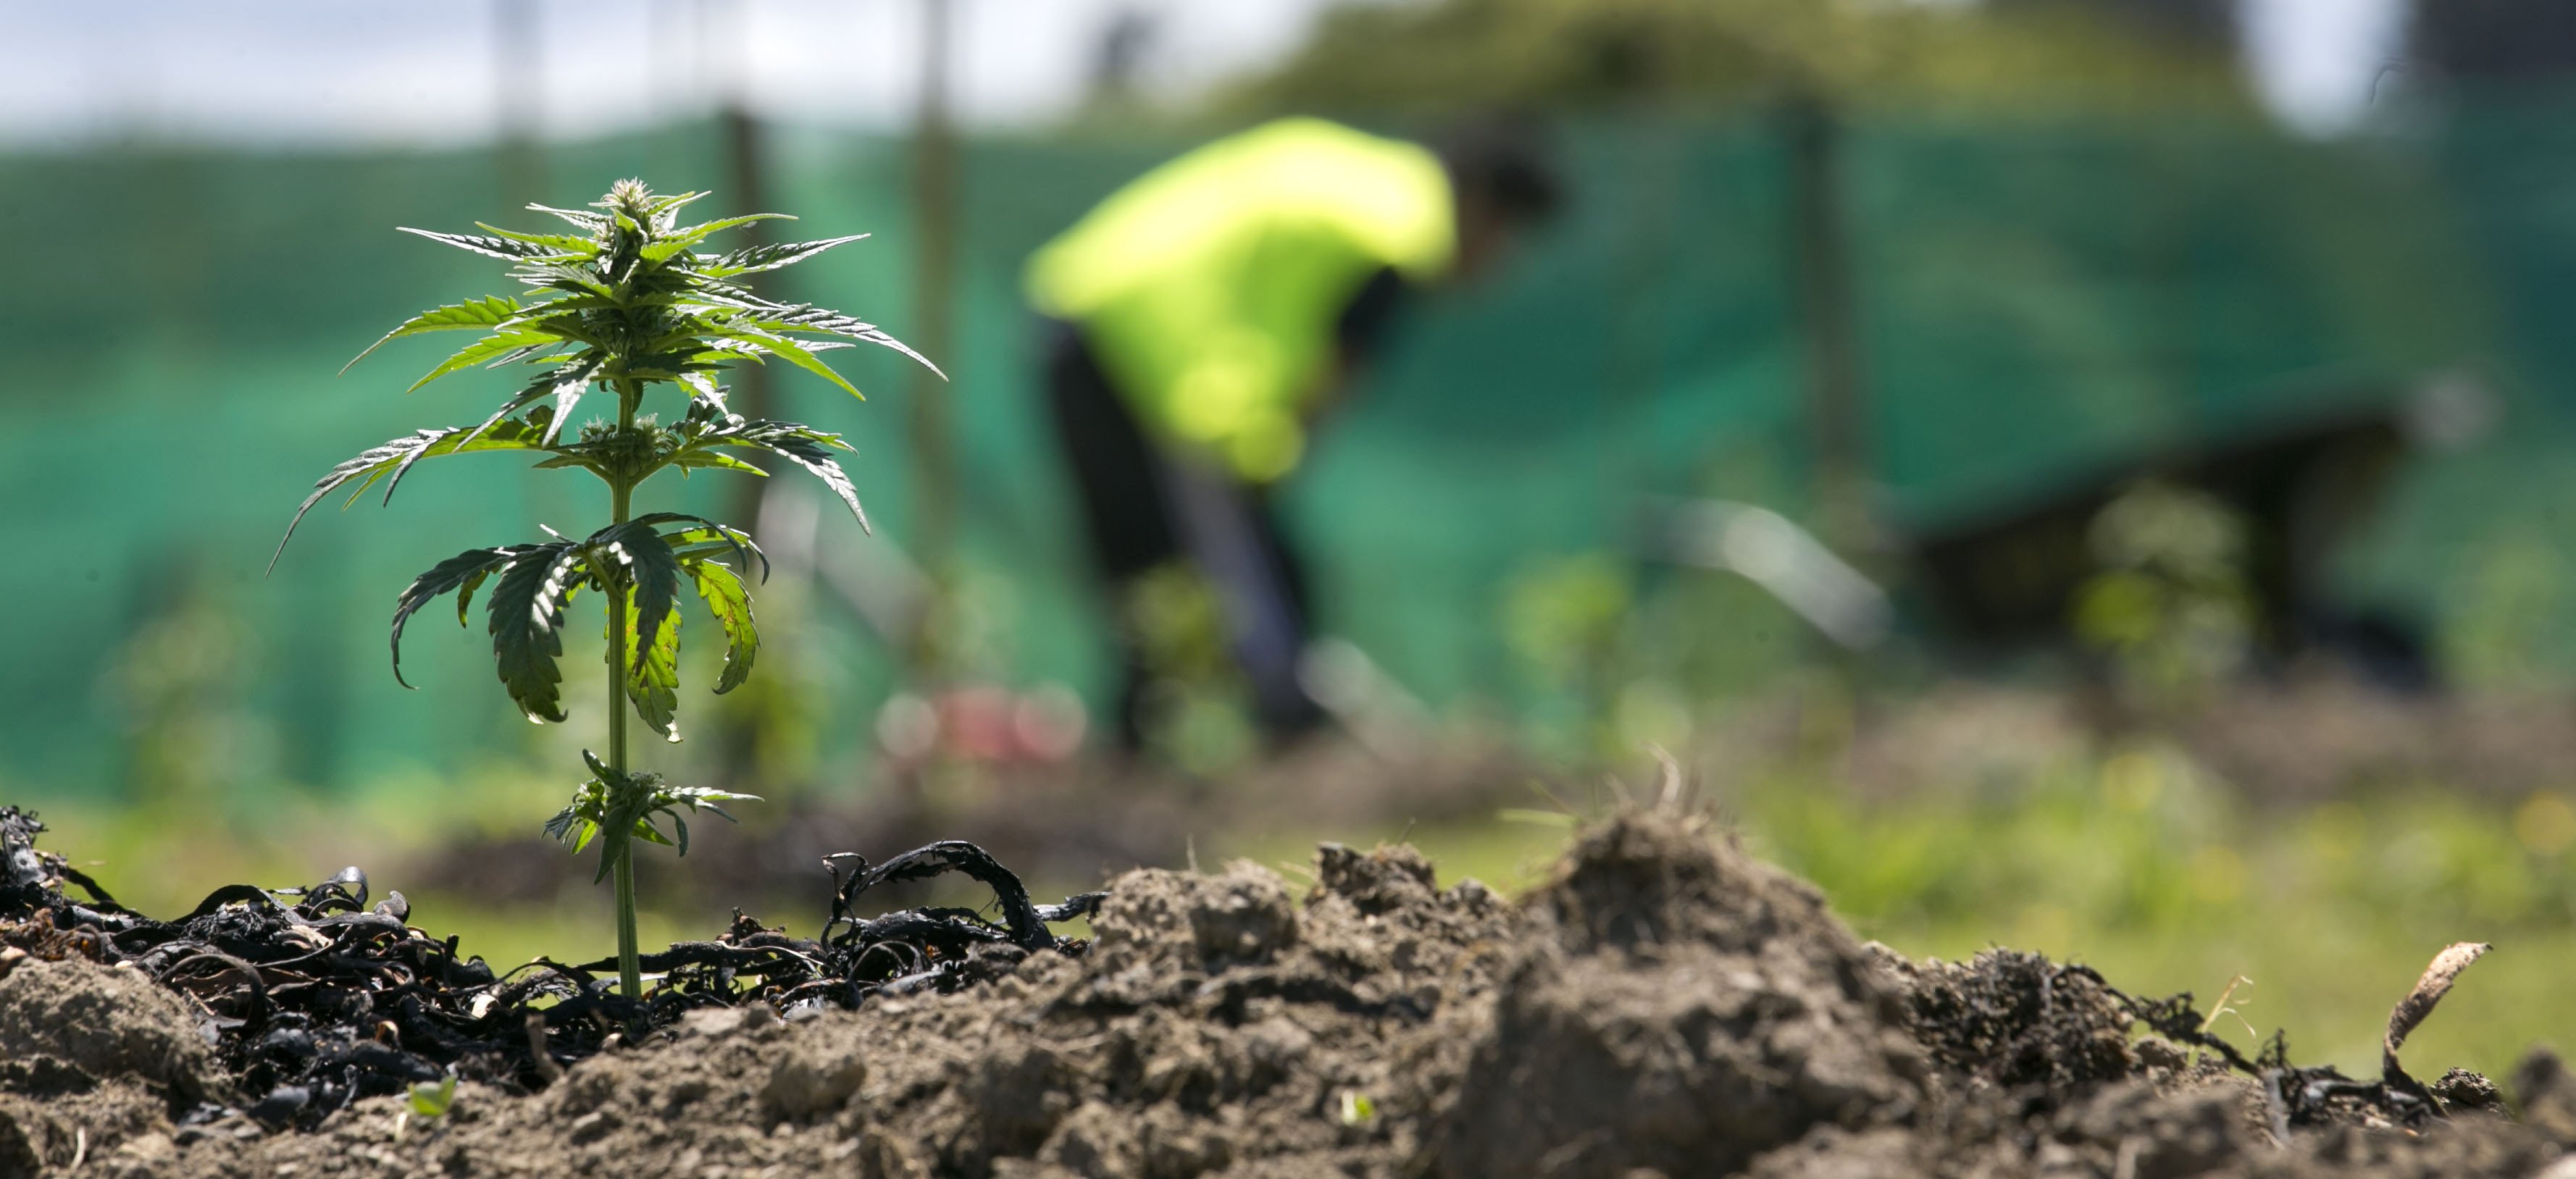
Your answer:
[0,806,1098,1133]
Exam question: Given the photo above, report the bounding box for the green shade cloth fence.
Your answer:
[0,108,2543,800]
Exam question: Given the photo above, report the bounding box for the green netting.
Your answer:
[0,109,2544,800]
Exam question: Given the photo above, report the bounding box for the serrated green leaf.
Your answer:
[708,327,861,398]
[644,189,711,222]
[590,521,686,739]
[672,449,766,476]
[397,227,573,262]
[696,234,869,279]
[684,556,759,693]
[516,312,609,350]
[474,222,600,256]
[344,296,522,374]
[525,202,609,232]
[390,547,525,689]
[619,511,760,570]
[487,542,585,723]
[403,329,561,395]
[721,421,870,532]
[455,565,493,629]
[545,384,588,446]
[626,582,681,741]
[271,419,553,572]
[738,306,946,380]
[641,213,793,262]
[459,356,600,448]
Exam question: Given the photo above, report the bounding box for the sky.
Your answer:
[0,0,2412,148]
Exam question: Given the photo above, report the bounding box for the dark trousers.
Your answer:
[1041,322,1326,751]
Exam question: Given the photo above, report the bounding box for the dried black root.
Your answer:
[1901,947,2498,1135]
[0,805,1098,1134]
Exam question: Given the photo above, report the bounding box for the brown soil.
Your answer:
[6,809,2572,1179]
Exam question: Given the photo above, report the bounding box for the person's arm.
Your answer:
[1310,265,1412,420]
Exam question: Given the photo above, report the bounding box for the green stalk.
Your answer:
[606,387,642,1002]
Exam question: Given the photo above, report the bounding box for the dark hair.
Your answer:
[1437,116,1563,225]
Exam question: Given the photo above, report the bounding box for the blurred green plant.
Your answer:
[1724,743,2576,1078]
[2445,533,2576,690]
[1123,564,1258,774]
[1502,552,1634,757]
[2071,480,2254,709]
[99,569,277,814]
[1226,0,2249,118]
[1500,551,1805,763]
[408,1074,457,1120]
[272,178,937,999]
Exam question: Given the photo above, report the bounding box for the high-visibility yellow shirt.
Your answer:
[1026,118,1456,482]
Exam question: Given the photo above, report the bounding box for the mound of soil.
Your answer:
[6,805,2572,1178]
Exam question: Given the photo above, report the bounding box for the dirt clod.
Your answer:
[1437,814,1926,1178]
[1900,949,2141,1102]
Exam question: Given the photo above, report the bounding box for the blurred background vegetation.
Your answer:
[12,0,2576,1084]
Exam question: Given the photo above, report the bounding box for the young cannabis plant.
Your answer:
[274,179,936,999]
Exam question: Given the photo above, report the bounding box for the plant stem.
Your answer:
[606,389,641,1002]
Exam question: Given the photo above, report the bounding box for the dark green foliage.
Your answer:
[543,750,756,884]
[484,542,583,724]
[386,516,769,735]
[276,180,932,991]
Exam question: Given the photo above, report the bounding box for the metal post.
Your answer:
[1786,96,1870,558]
[906,0,961,680]
[493,0,543,207]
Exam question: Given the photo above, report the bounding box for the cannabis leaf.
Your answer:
[685,556,760,694]
[545,750,758,884]
[272,416,553,572]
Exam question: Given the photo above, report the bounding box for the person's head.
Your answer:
[1437,116,1563,285]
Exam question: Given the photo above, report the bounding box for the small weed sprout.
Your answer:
[409,1074,458,1120]
[275,180,936,999]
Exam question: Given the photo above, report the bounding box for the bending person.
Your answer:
[1027,117,1559,752]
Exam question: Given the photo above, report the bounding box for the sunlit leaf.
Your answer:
[707,327,863,398]
[457,356,601,448]
[629,511,765,579]
[672,449,766,476]
[524,202,609,232]
[474,222,599,256]
[724,421,870,532]
[641,213,793,261]
[684,556,759,693]
[697,233,869,279]
[740,306,946,379]
[397,227,576,262]
[397,329,560,395]
[344,296,522,374]
[587,519,686,739]
[270,419,553,573]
